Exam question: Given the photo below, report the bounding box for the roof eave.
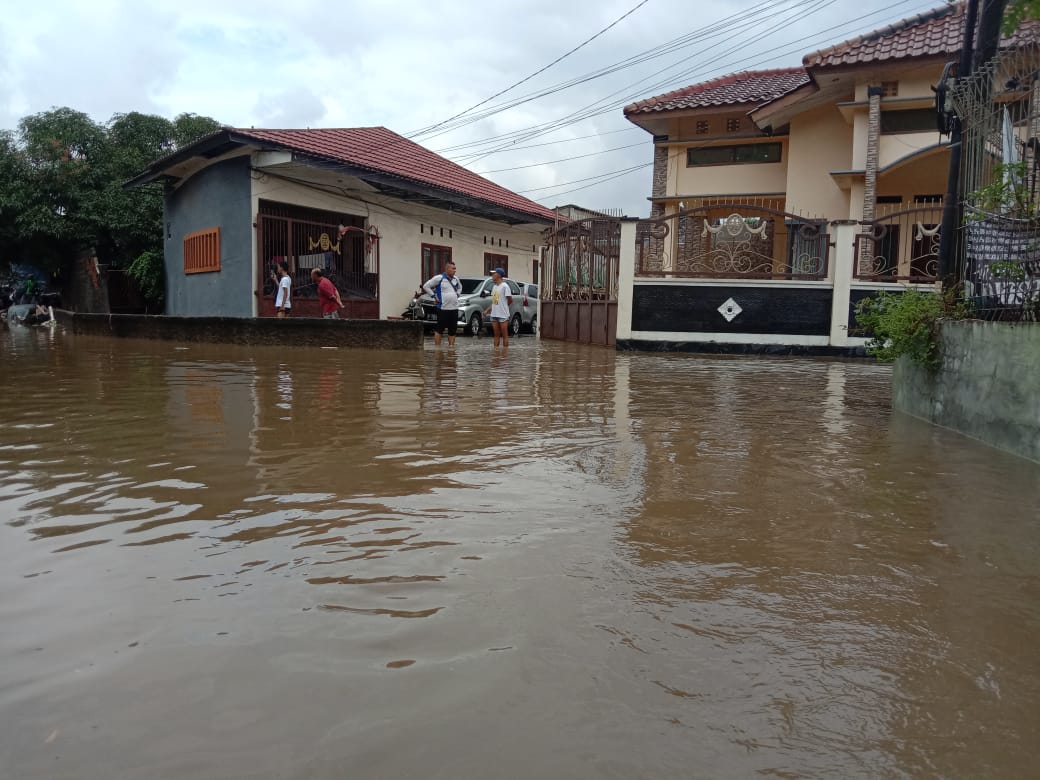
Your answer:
[294,152,555,226]
[123,129,250,189]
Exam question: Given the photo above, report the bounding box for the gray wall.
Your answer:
[54,310,422,350]
[164,156,253,317]
[894,321,1040,463]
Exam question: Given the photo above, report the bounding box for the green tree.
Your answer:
[1004,0,1040,32]
[0,107,221,294]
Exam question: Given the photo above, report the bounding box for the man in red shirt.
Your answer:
[311,269,343,319]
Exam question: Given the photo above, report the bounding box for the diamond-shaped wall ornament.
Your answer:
[718,297,742,323]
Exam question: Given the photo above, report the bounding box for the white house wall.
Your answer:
[250,169,546,319]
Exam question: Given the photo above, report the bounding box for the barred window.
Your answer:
[184,227,221,274]
[484,252,508,276]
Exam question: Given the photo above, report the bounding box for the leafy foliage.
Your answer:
[127,249,165,307]
[854,289,973,372]
[0,107,221,278]
[968,162,1039,218]
[1004,0,1040,33]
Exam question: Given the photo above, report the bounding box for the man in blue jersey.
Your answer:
[422,261,462,347]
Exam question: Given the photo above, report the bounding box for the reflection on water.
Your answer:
[1,329,1038,779]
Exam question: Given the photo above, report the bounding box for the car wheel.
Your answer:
[467,312,482,336]
[509,313,522,337]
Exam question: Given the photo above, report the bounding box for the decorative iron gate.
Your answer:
[541,217,620,346]
[853,204,943,283]
[635,204,828,280]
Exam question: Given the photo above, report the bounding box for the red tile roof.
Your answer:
[803,2,1040,68]
[231,126,557,223]
[623,68,810,115]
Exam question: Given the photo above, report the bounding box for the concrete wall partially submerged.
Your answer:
[54,311,423,351]
[893,321,1040,462]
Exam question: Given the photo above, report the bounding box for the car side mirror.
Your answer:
[481,290,490,297]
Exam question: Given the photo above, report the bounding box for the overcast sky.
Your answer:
[0,0,945,217]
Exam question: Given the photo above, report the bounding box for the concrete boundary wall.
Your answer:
[53,310,423,351]
[893,321,1040,463]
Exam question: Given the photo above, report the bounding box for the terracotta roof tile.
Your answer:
[803,2,1040,68]
[231,126,556,223]
[623,68,810,115]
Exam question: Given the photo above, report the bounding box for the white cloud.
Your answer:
[0,0,948,216]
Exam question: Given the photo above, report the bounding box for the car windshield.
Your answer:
[458,278,486,295]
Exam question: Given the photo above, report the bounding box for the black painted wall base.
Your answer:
[616,339,869,358]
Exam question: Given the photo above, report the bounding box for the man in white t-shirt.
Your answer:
[274,262,291,317]
[422,261,462,346]
[483,267,513,349]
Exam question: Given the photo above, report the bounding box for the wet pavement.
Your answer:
[1,325,1039,779]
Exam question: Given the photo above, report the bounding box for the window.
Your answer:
[695,120,709,135]
[726,118,741,132]
[484,252,508,276]
[877,195,903,204]
[911,224,939,278]
[184,227,221,274]
[876,226,900,275]
[421,243,452,283]
[881,81,899,97]
[880,109,935,134]
[687,142,782,166]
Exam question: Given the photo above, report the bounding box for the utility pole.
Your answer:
[937,0,980,282]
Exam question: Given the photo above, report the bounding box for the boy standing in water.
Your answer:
[275,262,292,317]
[483,268,512,349]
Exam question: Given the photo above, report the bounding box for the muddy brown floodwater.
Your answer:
[1,326,1039,779]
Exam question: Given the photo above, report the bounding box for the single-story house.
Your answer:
[127,126,557,319]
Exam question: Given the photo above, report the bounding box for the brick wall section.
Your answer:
[858,86,883,273]
[645,141,669,270]
[53,311,423,350]
[651,143,669,200]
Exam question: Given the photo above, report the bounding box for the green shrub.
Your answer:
[854,289,972,371]
[127,249,164,308]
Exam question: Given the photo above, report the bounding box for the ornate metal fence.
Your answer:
[854,204,943,282]
[635,204,828,280]
[951,39,1040,320]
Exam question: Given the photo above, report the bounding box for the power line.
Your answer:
[431,126,642,155]
[516,162,653,194]
[478,141,647,174]
[427,0,815,148]
[452,0,937,167]
[406,0,652,140]
[458,0,839,164]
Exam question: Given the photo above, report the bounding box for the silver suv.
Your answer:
[418,276,526,336]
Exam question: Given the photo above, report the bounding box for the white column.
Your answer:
[829,221,856,346]
[616,220,638,342]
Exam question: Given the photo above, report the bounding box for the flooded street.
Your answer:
[2,327,1039,779]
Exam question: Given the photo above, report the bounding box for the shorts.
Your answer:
[435,308,458,333]
[491,316,508,322]
[322,311,340,320]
